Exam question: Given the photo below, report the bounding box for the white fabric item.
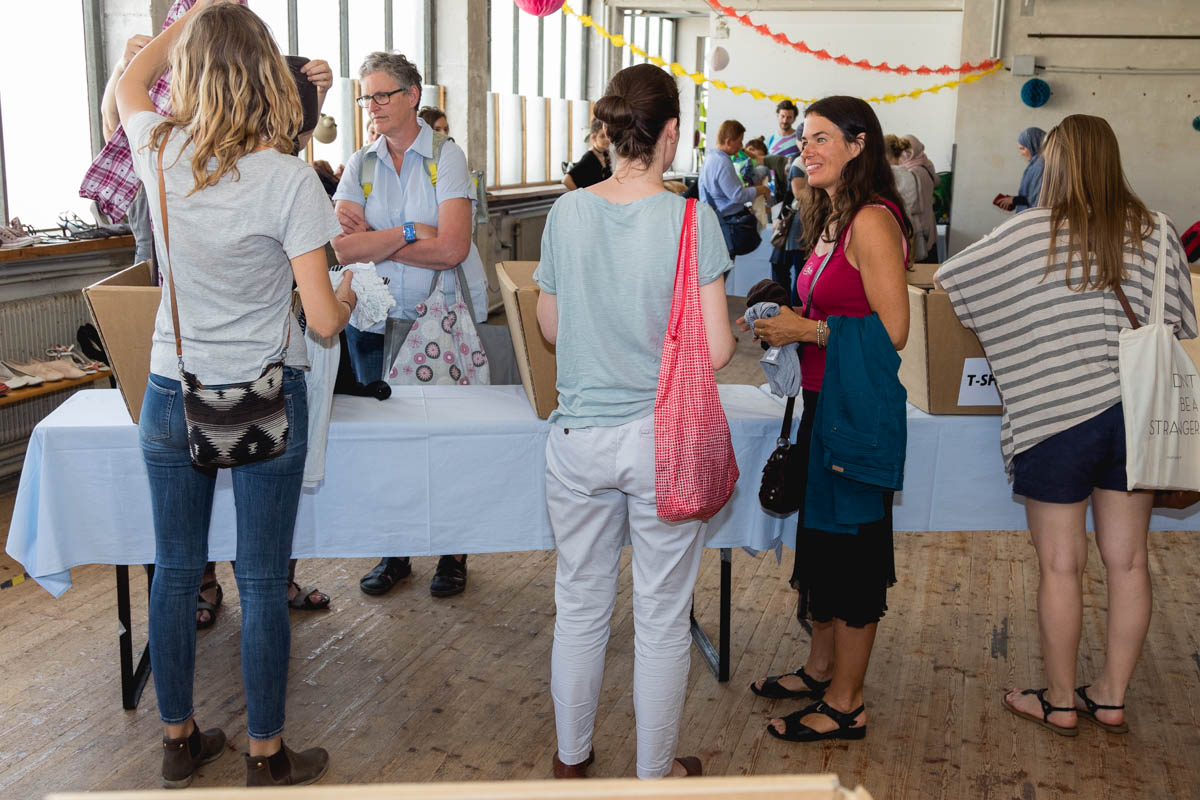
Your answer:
[6,385,797,597]
[302,326,340,488]
[331,263,394,331]
[545,416,704,779]
[1120,212,1200,491]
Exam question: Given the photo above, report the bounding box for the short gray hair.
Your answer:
[359,52,423,102]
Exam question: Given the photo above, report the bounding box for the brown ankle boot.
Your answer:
[245,741,329,787]
[553,749,595,778]
[161,722,226,789]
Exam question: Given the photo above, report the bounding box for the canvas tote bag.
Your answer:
[1117,211,1200,495]
[655,198,740,522]
[387,266,491,386]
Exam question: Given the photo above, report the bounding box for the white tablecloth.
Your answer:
[7,386,791,597]
[10,386,1198,598]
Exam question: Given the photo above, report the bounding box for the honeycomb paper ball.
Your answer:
[1020,78,1051,108]
[514,0,564,16]
[1193,115,1200,132]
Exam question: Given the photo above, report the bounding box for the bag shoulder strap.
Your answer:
[1114,212,1170,331]
[423,132,446,188]
[667,199,699,337]
[359,146,379,199]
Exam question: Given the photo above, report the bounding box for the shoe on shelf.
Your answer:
[359,556,412,595]
[162,721,226,789]
[0,362,41,389]
[0,383,9,397]
[33,358,87,380]
[3,361,54,383]
[245,741,329,787]
[47,345,102,373]
[0,221,36,249]
[430,554,468,598]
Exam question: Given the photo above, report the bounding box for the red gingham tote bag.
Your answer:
[654,198,740,521]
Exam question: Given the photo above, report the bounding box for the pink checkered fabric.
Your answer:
[78,0,192,220]
[654,198,740,522]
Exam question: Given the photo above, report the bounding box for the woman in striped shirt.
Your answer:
[937,115,1197,738]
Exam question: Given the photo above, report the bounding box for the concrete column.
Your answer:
[433,0,488,174]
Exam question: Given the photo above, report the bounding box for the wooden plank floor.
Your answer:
[3,511,1199,797]
[3,301,1200,796]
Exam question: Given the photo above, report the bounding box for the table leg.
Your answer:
[117,565,153,710]
[689,547,732,682]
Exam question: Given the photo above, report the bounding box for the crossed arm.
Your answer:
[331,196,472,269]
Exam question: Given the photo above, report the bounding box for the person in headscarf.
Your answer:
[898,134,938,260]
[995,127,1046,213]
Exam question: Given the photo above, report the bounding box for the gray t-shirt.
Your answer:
[126,111,342,385]
[534,190,732,427]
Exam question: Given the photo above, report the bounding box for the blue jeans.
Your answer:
[344,324,385,383]
[140,367,308,739]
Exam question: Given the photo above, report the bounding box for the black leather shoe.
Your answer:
[162,721,226,789]
[359,557,411,596]
[245,741,329,787]
[430,554,468,598]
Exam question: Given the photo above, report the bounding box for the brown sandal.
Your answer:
[553,749,594,779]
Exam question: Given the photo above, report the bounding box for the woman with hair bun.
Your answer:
[116,0,353,787]
[535,63,736,780]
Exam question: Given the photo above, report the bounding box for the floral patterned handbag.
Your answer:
[387,265,491,386]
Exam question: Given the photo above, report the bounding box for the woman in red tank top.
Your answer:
[739,96,911,743]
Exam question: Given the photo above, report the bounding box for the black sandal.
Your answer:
[767,700,866,742]
[196,580,223,630]
[751,666,831,700]
[1002,688,1078,737]
[1075,685,1128,734]
[288,582,331,611]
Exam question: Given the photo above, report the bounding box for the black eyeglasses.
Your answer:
[355,88,407,109]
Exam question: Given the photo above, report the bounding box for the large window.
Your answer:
[0,1,95,227]
[620,11,675,70]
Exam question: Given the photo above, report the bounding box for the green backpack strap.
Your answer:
[360,131,446,199]
[358,146,379,199]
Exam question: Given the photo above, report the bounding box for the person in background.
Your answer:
[938,114,1197,738]
[332,52,484,599]
[766,99,801,158]
[536,62,735,780]
[699,119,770,258]
[95,1,336,626]
[563,119,612,191]
[884,134,925,261]
[746,95,911,745]
[897,134,938,262]
[116,1,356,786]
[418,106,450,137]
[743,137,789,202]
[770,160,808,305]
[995,127,1046,213]
[365,118,380,145]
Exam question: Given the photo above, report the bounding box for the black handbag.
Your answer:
[157,145,291,470]
[759,394,802,513]
[757,242,837,513]
[723,208,761,256]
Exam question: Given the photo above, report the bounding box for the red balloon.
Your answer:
[514,0,564,16]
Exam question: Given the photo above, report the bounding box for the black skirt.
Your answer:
[788,389,897,628]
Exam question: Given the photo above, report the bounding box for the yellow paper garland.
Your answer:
[561,3,1003,105]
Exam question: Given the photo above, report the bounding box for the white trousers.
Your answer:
[545,416,705,779]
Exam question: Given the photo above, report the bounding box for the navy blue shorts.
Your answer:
[1012,403,1129,503]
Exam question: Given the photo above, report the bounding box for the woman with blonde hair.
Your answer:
[938,115,1196,736]
[116,0,354,786]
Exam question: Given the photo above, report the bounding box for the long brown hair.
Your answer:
[800,96,911,254]
[149,4,302,194]
[1040,114,1153,291]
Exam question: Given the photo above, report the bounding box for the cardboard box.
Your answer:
[1184,274,1200,370]
[83,260,160,423]
[905,262,939,289]
[496,261,558,419]
[899,284,1002,415]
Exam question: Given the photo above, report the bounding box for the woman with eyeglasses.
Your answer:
[331,52,486,599]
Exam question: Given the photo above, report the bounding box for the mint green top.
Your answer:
[534,189,732,427]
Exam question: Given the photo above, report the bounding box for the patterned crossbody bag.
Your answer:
[156,145,290,469]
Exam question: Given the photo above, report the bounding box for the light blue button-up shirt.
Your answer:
[698,148,757,217]
[333,119,487,333]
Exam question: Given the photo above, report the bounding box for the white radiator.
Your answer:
[0,291,109,478]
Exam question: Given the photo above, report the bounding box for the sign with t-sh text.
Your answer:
[957,357,1001,406]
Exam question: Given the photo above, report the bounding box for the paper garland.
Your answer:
[704,0,1000,76]
[561,3,1003,106]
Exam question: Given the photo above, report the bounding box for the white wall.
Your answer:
[675,10,964,172]
[950,0,1200,255]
